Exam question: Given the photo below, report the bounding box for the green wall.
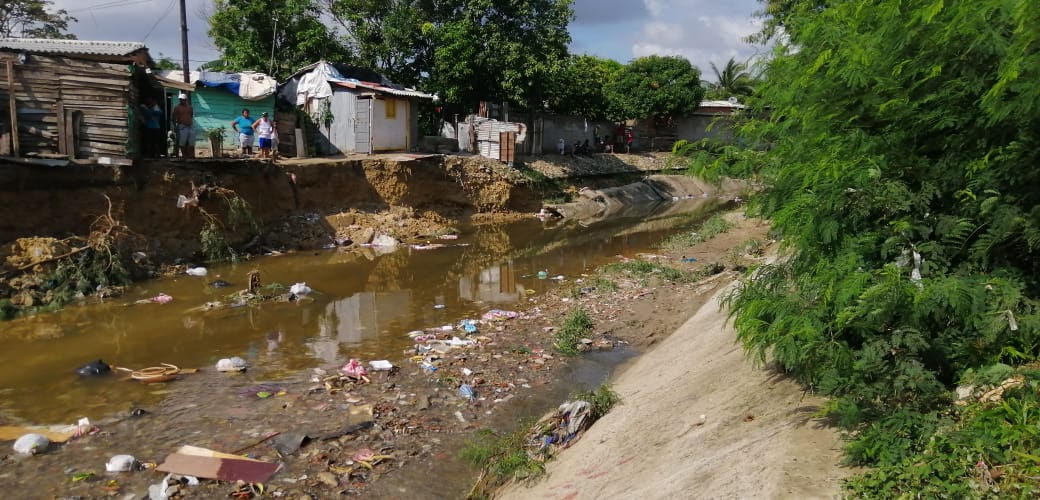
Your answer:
[166,87,275,150]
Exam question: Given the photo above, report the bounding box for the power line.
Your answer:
[142,0,177,41]
[68,0,154,13]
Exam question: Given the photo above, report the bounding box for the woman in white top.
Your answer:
[252,112,275,159]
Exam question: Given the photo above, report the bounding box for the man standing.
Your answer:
[232,108,255,156]
[171,93,195,158]
[139,96,163,158]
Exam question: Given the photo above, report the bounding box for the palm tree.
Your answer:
[708,57,756,98]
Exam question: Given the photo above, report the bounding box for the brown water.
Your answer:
[0,199,724,426]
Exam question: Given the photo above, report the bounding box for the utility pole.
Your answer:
[179,0,189,83]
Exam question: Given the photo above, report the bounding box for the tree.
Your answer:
[0,0,75,39]
[607,55,704,119]
[545,55,622,119]
[690,0,1040,494]
[706,57,756,99]
[426,0,574,109]
[208,0,348,80]
[155,55,181,71]
[325,0,433,87]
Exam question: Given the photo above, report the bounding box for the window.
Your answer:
[384,98,396,119]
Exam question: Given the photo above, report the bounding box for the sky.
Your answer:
[50,0,764,81]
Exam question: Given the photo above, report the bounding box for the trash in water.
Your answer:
[149,473,175,500]
[76,359,111,376]
[482,309,519,321]
[13,433,49,455]
[459,384,476,400]
[115,363,182,384]
[461,319,478,333]
[461,368,473,377]
[439,234,459,240]
[369,360,394,371]
[421,362,437,373]
[147,293,174,304]
[341,359,370,382]
[537,271,549,279]
[156,445,279,484]
[551,275,565,280]
[440,325,454,331]
[209,279,232,288]
[216,357,248,372]
[185,267,208,277]
[105,454,137,472]
[681,257,697,263]
[433,304,446,309]
[289,283,312,296]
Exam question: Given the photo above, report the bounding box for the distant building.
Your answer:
[0,38,157,161]
[278,61,437,155]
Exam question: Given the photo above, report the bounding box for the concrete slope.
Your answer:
[501,286,849,500]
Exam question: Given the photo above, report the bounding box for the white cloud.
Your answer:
[630,0,764,80]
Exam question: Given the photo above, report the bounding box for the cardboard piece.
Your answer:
[0,426,74,443]
[156,453,279,484]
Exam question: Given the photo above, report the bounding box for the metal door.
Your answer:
[354,97,372,154]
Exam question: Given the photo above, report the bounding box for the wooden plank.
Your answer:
[58,75,129,87]
[7,60,19,156]
[56,101,66,155]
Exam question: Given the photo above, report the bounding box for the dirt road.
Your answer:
[501,285,850,499]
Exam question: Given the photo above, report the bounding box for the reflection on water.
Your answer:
[0,198,724,424]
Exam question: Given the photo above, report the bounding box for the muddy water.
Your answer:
[0,199,723,426]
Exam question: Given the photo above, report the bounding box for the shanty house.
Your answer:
[279,62,437,155]
[0,38,157,160]
[158,70,276,155]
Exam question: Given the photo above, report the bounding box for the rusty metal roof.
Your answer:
[0,38,147,57]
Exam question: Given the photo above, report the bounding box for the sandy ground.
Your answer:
[501,285,850,500]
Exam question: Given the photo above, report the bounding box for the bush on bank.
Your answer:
[684,0,1040,496]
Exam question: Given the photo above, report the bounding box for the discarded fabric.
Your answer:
[150,293,173,304]
[458,384,476,401]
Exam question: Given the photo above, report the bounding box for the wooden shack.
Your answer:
[0,38,155,160]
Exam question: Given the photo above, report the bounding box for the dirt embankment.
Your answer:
[501,280,849,498]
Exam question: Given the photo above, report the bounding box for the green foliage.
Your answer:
[327,0,433,86]
[704,0,1040,492]
[43,247,132,307]
[574,384,620,421]
[461,427,545,496]
[200,221,234,263]
[659,214,734,250]
[208,0,347,80]
[607,55,704,119]
[847,373,1040,498]
[154,55,181,71]
[553,307,594,356]
[705,57,758,100]
[0,0,75,39]
[546,55,624,120]
[517,166,570,203]
[427,0,574,108]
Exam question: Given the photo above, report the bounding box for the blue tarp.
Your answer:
[199,80,241,96]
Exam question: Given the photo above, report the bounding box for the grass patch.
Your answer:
[659,214,734,250]
[462,427,545,499]
[603,259,688,283]
[574,384,621,420]
[553,307,594,356]
[516,166,571,204]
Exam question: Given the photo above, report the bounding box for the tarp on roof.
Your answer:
[156,70,277,101]
[290,61,436,105]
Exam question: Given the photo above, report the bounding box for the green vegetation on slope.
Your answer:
[687,0,1040,496]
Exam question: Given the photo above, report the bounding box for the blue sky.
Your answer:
[51,0,763,81]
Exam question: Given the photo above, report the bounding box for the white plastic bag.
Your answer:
[12,433,49,455]
[105,454,136,472]
[369,360,393,371]
[289,283,312,296]
[186,267,208,277]
[216,356,248,372]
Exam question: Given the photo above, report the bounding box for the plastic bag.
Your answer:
[369,360,393,371]
[458,384,476,401]
[289,283,312,296]
[13,433,49,455]
[216,356,248,372]
[185,267,208,277]
[105,454,136,472]
[341,359,368,378]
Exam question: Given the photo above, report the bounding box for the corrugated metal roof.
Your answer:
[0,38,146,57]
[334,80,437,100]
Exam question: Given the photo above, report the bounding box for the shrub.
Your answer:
[553,307,594,356]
